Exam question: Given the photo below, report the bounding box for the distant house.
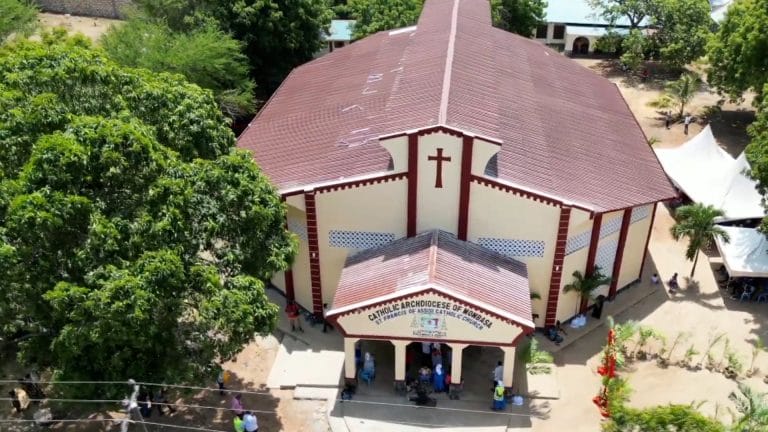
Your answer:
[534,0,643,55]
[317,19,356,57]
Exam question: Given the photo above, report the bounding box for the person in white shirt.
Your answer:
[491,361,503,390]
[243,411,258,432]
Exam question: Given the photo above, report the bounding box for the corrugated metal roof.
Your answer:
[238,0,676,211]
[330,230,533,327]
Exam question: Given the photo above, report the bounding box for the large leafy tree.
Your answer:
[589,0,653,29]
[670,204,729,278]
[101,18,256,118]
[707,0,768,103]
[0,36,296,394]
[0,0,37,41]
[563,266,611,313]
[346,0,423,39]
[648,0,712,69]
[491,0,547,37]
[134,0,333,96]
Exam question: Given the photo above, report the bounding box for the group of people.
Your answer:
[664,111,694,135]
[137,387,176,418]
[231,394,259,432]
[8,373,45,413]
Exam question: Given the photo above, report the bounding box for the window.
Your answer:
[535,25,548,39]
[553,25,565,40]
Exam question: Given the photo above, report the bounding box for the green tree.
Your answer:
[0,0,37,41]
[666,73,701,118]
[134,0,334,96]
[563,266,611,314]
[595,30,625,55]
[589,0,653,29]
[747,86,768,233]
[604,404,726,431]
[0,36,296,395]
[491,0,547,37]
[346,0,423,39]
[620,29,646,72]
[101,18,256,118]
[649,0,712,69]
[707,0,768,103]
[729,383,768,431]
[670,204,729,278]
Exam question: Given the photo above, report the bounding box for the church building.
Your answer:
[238,0,675,392]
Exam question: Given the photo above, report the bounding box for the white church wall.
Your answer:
[471,137,499,175]
[315,179,408,305]
[467,183,560,326]
[286,205,313,310]
[417,132,463,234]
[591,209,624,300]
[558,246,589,322]
[617,204,654,289]
[286,193,305,212]
[379,135,409,171]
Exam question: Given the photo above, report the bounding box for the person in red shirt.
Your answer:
[285,301,303,332]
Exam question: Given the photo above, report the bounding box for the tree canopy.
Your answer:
[0,35,295,394]
[101,18,256,118]
[604,404,726,432]
[0,0,37,41]
[491,0,547,37]
[589,0,652,29]
[134,0,334,96]
[346,0,424,39]
[707,0,768,103]
[648,0,712,69]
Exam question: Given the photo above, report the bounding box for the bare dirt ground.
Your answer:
[37,13,121,42]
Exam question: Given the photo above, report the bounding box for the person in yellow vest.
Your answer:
[492,381,506,411]
[233,413,244,432]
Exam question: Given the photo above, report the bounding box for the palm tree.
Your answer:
[666,73,701,118]
[670,203,730,278]
[563,266,611,314]
[729,383,768,431]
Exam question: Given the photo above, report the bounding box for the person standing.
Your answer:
[684,114,692,135]
[285,300,303,332]
[155,387,175,415]
[491,361,503,390]
[217,369,226,396]
[233,414,245,432]
[243,411,259,432]
[231,394,244,417]
[433,364,445,393]
[492,381,506,411]
[322,303,331,333]
[665,111,672,129]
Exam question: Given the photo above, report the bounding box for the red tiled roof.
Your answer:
[237,0,676,212]
[328,230,534,328]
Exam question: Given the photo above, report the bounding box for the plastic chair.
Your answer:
[740,286,755,302]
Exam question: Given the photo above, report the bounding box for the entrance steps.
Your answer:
[265,333,344,390]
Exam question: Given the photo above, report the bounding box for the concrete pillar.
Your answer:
[448,343,467,399]
[344,337,359,385]
[502,347,516,391]
[392,340,408,393]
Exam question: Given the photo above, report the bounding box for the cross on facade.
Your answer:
[427,148,452,188]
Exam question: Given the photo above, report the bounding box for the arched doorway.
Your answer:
[572,37,590,55]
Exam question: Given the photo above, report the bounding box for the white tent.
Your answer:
[715,226,768,278]
[655,125,764,222]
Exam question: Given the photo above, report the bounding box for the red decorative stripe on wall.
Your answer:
[470,176,561,207]
[609,208,633,299]
[315,172,407,194]
[304,191,324,315]
[545,206,571,327]
[407,134,419,237]
[457,135,474,240]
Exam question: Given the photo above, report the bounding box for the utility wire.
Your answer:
[0,418,229,432]
[0,380,273,396]
[0,398,279,415]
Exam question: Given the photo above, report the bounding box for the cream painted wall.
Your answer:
[315,179,408,305]
[286,205,313,311]
[333,292,524,345]
[471,138,499,176]
[569,207,592,228]
[617,207,654,289]
[286,194,305,212]
[467,183,561,327]
[416,132,463,234]
[379,135,409,172]
[558,246,589,323]
[271,271,285,292]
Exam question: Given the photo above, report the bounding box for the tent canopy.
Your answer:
[715,226,768,278]
[655,125,764,222]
